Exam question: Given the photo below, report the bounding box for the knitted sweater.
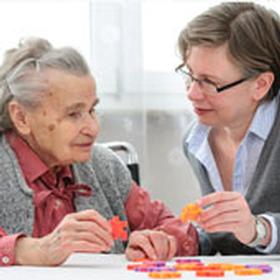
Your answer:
[183,106,280,255]
[0,135,131,253]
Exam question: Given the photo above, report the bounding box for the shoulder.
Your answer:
[91,144,131,177]
[91,144,118,163]
[74,144,133,202]
[0,133,19,168]
[0,134,12,184]
[0,133,10,153]
[0,133,32,194]
[90,143,132,191]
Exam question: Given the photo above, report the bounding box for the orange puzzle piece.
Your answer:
[148,271,181,278]
[180,203,202,223]
[234,268,263,276]
[196,269,225,277]
[110,216,128,241]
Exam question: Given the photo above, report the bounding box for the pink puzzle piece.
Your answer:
[110,216,128,241]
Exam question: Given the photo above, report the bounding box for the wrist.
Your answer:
[247,216,270,248]
[259,217,272,246]
[15,237,42,265]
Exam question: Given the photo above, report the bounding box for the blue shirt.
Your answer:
[186,97,278,253]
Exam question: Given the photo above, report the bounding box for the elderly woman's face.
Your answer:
[24,69,99,167]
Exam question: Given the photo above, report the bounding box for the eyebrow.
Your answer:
[186,64,222,82]
[64,98,100,113]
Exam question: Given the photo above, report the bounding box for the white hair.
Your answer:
[0,37,91,131]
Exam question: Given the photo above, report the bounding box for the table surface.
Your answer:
[0,254,279,279]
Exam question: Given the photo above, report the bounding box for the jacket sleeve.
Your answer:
[125,182,199,256]
[262,212,280,254]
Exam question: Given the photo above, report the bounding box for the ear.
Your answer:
[252,71,275,101]
[8,101,31,135]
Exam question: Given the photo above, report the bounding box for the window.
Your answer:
[0,0,90,64]
[1,0,280,110]
[141,0,209,109]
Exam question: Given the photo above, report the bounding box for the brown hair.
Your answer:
[177,2,280,100]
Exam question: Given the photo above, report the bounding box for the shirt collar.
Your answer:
[249,97,278,141]
[186,122,210,158]
[5,131,73,183]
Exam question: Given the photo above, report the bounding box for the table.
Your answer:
[0,254,279,279]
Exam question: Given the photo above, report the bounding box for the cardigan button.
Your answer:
[2,256,10,264]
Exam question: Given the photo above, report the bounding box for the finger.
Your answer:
[74,220,113,247]
[128,232,157,260]
[197,191,240,208]
[149,232,169,260]
[73,230,112,251]
[72,209,111,232]
[200,210,241,229]
[201,220,239,233]
[125,247,146,261]
[47,232,105,255]
[200,200,241,222]
[166,235,177,260]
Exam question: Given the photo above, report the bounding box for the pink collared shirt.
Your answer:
[0,132,198,266]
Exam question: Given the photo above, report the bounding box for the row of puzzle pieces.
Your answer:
[127,258,273,278]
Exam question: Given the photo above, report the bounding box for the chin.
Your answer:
[198,119,213,126]
[74,153,92,163]
[198,117,217,127]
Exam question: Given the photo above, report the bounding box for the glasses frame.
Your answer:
[176,68,251,95]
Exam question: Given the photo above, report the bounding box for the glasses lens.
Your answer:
[177,69,218,95]
[184,73,192,89]
[202,82,218,96]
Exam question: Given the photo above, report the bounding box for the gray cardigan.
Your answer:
[183,106,280,255]
[0,135,132,253]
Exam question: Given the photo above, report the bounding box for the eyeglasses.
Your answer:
[176,68,251,96]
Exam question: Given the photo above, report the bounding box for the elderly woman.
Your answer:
[0,38,197,266]
[178,2,280,255]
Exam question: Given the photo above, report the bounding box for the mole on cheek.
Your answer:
[48,124,56,131]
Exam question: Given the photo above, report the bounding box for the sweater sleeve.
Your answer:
[125,182,199,256]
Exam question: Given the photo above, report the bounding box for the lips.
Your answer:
[76,142,93,147]
[73,141,94,150]
[194,107,213,115]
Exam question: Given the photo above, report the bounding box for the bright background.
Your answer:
[0,0,279,213]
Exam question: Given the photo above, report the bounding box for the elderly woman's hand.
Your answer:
[197,191,256,245]
[15,209,114,266]
[125,230,177,261]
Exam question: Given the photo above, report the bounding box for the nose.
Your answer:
[81,114,99,137]
[186,81,205,101]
